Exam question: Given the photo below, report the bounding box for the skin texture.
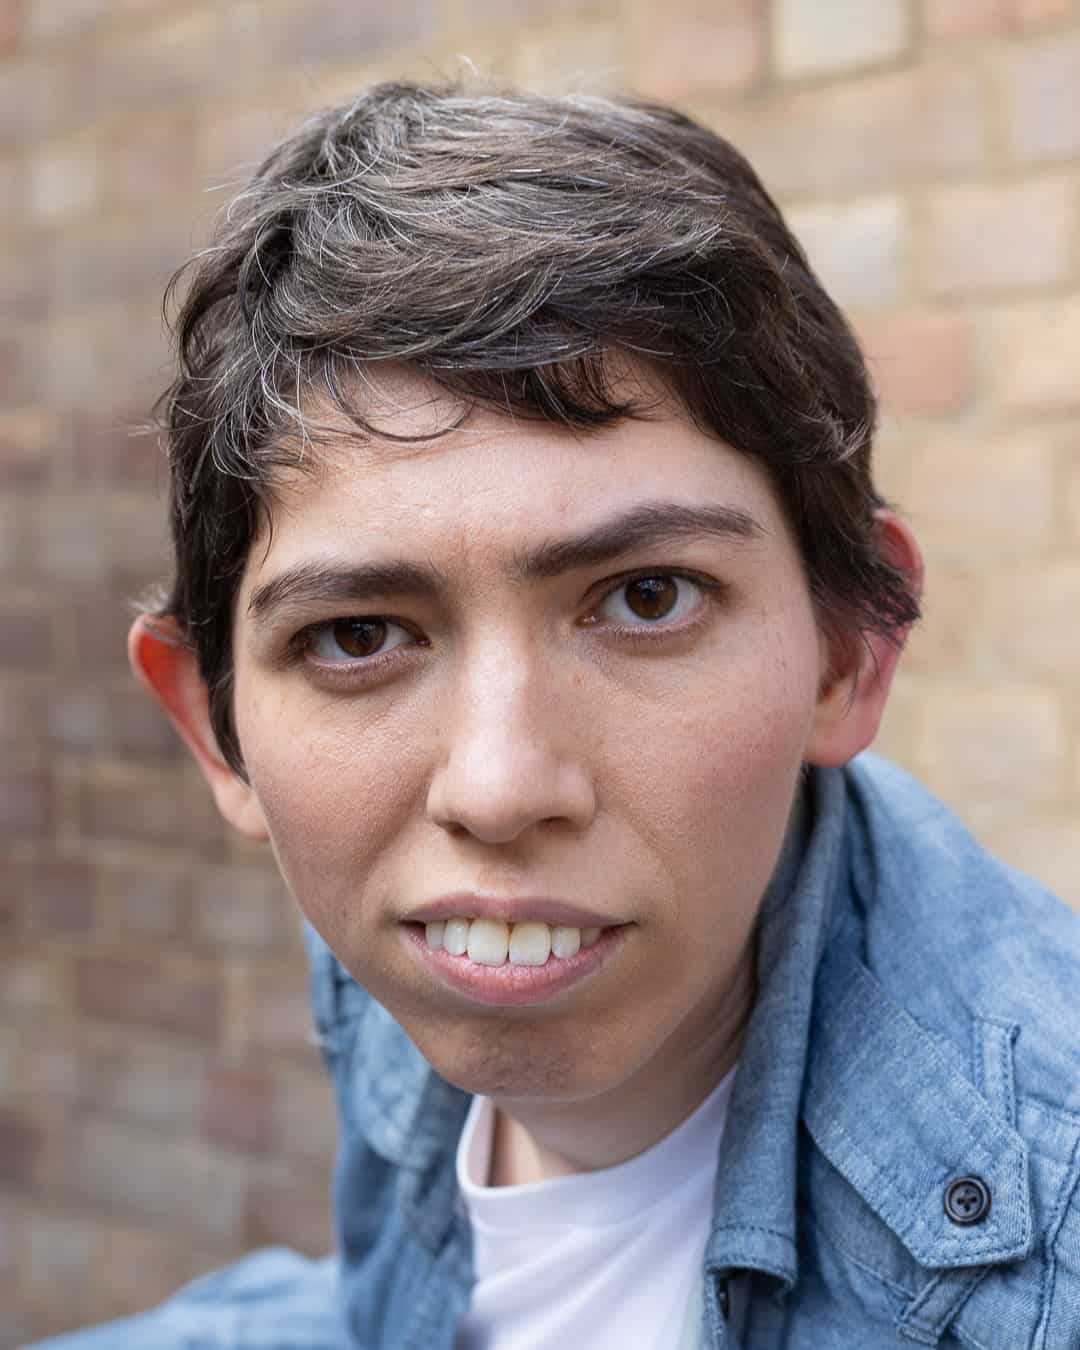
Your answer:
[132,369,919,1182]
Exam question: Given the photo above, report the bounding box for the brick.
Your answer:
[1010,0,1070,24]
[0,948,69,1018]
[16,1025,98,1104]
[712,62,985,198]
[105,495,169,580]
[197,100,294,186]
[0,409,54,485]
[0,1294,34,1350]
[19,858,95,934]
[1068,444,1080,542]
[905,431,1055,559]
[0,501,17,576]
[788,195,907,310]
[0,1107,41,1184]
[22,1210,92,1304]
[194,866,291,951]
[250,965,317,1056]
[0,596,53,668]
[47,218,196,311]
[90,1041,203,1132]
[635,0,763,100]
[0,765,52,835]
[72,1117,247,1239]
[0,681,48,753]
[0,0,26,57]
[68,416,169,491]
[66,584,136,675]
[900,563,979,673]
[48,688,103,753]
[262,0,438,71]
[76,9,235,118]
[925,0,1009,39]
[916,682,1067,802]
[245,1166,333,1255]
[25,0,107,43]
[923,175,1075,296]
[74,953,223,1042]
[28,137,100,222]
[992,296,1080,413]
[89,1221,193,1323]
[105,686,179,757]
[81,760,223,851]
[854,310,975,416]
[273,1066,337,1165]
[32,311,166,416]
[95,861,189,937]
[202,1066,275,1153]
[29,494,109,581]
[775,0,910,77]
[0,57,71,147]
[998,32,1080,163]
[106,111,198,211]
[980,562,1080,680]
[994,816,1080,905]
[0,151,23,230]
[512,18,625,91]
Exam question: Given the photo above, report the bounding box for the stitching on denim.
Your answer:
[813,968,1025,1193]
[801,1207,915,1301]
[1032,1125,1080,1350]
[819,1111,1025,1259]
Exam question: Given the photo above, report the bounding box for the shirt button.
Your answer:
[944,1176,991,1225]
[718,1279,730,1319]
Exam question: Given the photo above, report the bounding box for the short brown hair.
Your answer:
[158,80,920,775]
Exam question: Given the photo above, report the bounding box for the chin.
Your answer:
[409,1015,621,1104]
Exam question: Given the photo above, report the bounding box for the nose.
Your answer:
[425,640,596,845]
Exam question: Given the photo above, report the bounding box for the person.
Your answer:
[30,81,1080,1350]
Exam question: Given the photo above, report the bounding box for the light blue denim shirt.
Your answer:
[29,754,1080,1348]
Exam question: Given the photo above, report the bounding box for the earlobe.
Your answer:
[127,615,270,842]
[804,511,924,769]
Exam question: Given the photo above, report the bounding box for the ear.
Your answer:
[128,614,269,842]
[804,511,924,769]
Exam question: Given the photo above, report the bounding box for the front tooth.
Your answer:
[444,917,470,956]
[425,921,446,951]
[551,926,581,959]
[581,927,601,948]
[468,919,510,966]
[509,922,551,966]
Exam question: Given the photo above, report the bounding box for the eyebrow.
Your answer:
[246,500,766,621]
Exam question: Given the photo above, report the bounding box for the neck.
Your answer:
[487,936,756,1186]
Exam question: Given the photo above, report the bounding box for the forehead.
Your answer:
[244,366,788,587]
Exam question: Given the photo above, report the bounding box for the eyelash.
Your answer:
[288,569,723,680]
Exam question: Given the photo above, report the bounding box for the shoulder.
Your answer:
[805,754,1080,1349]
[844,751,1080,1114]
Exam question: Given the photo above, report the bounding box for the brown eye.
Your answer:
[623,576,679,620]
[331,619,386,657]
[307,617,413,662]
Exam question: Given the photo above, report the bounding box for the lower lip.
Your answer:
[403,924,625,1007]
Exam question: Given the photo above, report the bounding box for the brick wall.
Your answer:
[1,0,1078,1342]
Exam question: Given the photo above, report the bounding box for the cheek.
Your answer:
[622,625,818,912]
[235,690,424,919]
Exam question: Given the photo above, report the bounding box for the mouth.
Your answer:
[402,918,626,1007]
[424,916,602,965]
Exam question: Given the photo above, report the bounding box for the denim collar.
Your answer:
[331,755,1033,1279]
[704,761,1032,1292]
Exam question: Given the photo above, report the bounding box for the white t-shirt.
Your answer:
[454,1067,736,1350]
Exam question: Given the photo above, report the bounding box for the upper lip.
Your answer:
[406,893,619,929]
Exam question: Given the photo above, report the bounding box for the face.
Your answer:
[227,372,834,1106]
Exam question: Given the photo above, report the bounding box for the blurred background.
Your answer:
[1,0,1078,1343]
